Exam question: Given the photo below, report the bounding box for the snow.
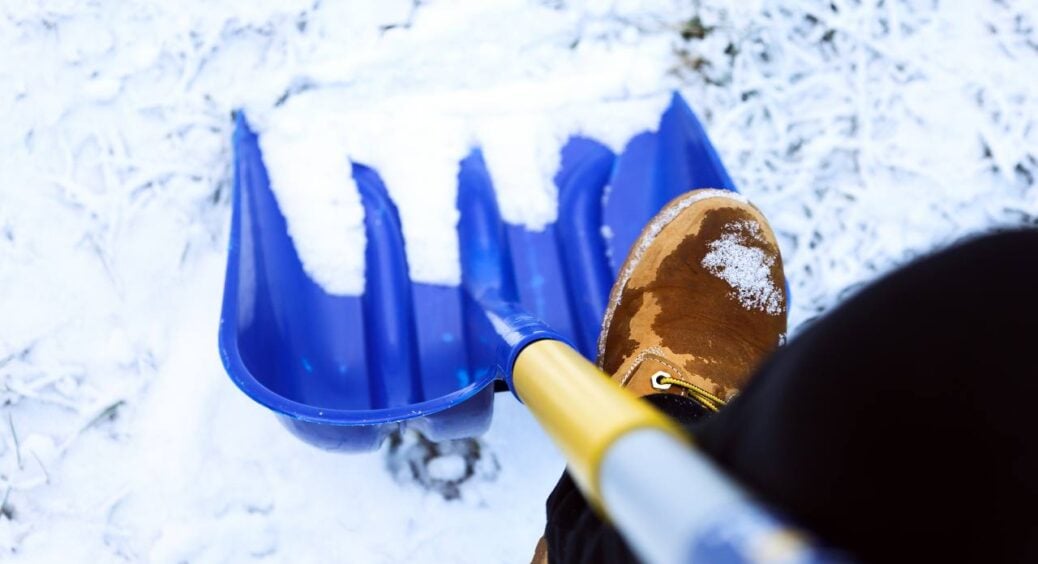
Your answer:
[702,220,784,315]
[254,0,675,288]
[258,126,366,295]
[1,0,1036,563]
[427,454,469,483]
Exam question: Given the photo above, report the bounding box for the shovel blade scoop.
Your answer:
[218,94,736,451]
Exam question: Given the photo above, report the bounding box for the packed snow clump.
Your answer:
[252,0,677,290]
[258,128,366,295]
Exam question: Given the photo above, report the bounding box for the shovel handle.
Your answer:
[512,339,686,506]
[511,339,841,564]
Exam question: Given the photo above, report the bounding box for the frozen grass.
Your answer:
[672,0,1038,327]
[0,0,1035,562]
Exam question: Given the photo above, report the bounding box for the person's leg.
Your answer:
[539,189,789,563]
[543,395,712,564]
[543,228,1038,563]
[694,228,1038,562]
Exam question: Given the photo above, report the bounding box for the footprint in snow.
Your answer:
[384,430,500,500]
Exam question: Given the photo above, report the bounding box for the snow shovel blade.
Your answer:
[218,93,737,452]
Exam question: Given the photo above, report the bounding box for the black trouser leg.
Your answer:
[544,229,1038,563]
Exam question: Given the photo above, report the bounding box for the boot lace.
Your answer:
[650,371,728,412]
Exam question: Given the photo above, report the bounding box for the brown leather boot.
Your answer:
[531,189,787,564]
[599,188,787,405]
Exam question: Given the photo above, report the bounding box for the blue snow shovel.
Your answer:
[219,93,841,563]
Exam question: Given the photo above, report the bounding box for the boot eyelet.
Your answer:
[650,371,672,390]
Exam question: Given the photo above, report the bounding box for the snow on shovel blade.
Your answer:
[218,94,737,452]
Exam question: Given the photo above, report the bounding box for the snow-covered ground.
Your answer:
[1,0,1035,562]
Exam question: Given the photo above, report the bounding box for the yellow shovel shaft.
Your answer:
[511,339,688,509]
